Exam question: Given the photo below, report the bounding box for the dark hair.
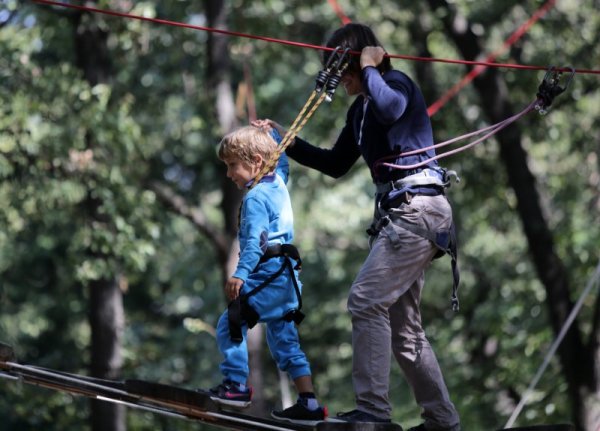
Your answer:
[323,23,392,76]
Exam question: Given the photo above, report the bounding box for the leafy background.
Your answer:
[1,0,599,430]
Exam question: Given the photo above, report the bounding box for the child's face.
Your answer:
[223,156,261,189]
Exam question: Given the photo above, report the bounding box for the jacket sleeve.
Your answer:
[233,196,269,281]
[362,66,411,124]
[285,106,361,178]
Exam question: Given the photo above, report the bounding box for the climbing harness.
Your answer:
[250,47,350,188]
[367,66,574,312]
[228,244,304,342]
[375,167,460,195]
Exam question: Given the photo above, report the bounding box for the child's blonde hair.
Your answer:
[218,126,277,166]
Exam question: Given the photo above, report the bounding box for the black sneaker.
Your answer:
[271,401,328,425]
[407,424,460,431]
[327,408,391,423]
[205,380,252,408]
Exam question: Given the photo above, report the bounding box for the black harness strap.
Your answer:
[228,244,304,342]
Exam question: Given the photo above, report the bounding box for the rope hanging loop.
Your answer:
[535,65,575,115]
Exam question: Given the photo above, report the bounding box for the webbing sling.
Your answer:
[228,245,304,342]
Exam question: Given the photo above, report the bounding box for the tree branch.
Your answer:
[150,181,228,260]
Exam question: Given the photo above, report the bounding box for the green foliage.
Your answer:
[1,0,599,430]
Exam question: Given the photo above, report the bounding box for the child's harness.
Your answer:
[228,244,305,342]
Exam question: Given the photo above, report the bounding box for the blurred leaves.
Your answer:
[1,0,599,430]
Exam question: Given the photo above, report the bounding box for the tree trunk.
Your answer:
[89,277,125,431]
[72,7,125,431]
[204,0,267,415]
[426,1,597,429]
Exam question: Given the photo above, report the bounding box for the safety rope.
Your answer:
[33,0,600,76]
[327,0,352,25]
[374,66,575,172]
[250,48,350,188]
[376,99,538,171]
[427,0,558,116]
[249,91,327,188]
[504,260,600,429]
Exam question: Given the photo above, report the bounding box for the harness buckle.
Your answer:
[441,168,460,187]
[535,66,575,115]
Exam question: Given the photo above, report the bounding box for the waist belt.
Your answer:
[228,244,304,342]
[375,167,460,194]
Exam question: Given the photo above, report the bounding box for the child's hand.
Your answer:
[225,277,244,300]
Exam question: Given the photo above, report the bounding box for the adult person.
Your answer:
[253,23,460,431]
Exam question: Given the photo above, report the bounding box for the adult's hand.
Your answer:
[360,46,386,69]
[251,119,288,139]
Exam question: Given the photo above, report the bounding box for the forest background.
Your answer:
[1,0,599,430]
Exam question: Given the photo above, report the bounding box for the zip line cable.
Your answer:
[327,0,352,25]
[504,260,600,429]
[33,0,580,179]
[32,0,600,76]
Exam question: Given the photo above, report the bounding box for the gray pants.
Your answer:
[348,194,460,430]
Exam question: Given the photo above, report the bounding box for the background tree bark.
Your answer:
[71,7,126,431]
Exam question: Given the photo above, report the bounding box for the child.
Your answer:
[203,126,327,425]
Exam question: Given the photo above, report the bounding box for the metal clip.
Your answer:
[324,48,350,102]
[315,47,350,102]
[535,66,575,115]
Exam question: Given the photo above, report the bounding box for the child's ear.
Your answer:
[253,153,264,166]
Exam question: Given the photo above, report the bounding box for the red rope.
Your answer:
[327,0,352,24]
[33,0,600,76]
[427,0,557,117]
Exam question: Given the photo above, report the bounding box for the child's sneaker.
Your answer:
[271,401,328,425]
[205,380,252,408]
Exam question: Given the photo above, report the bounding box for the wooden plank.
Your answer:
[125,379,217,410]
[499,425,575,431]
[316,422,403,431]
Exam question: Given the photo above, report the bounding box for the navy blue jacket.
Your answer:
[287,66,438,184]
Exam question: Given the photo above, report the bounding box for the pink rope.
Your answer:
[377,99,539,171]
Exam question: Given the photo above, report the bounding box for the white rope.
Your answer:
[504,260,600,428]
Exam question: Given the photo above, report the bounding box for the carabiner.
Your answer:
[315,46,342,93]
[535,66,575,115]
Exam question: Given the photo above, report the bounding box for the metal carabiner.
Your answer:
[535,66,575,115]
[324,47,350,102]
[315,45,342,93]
